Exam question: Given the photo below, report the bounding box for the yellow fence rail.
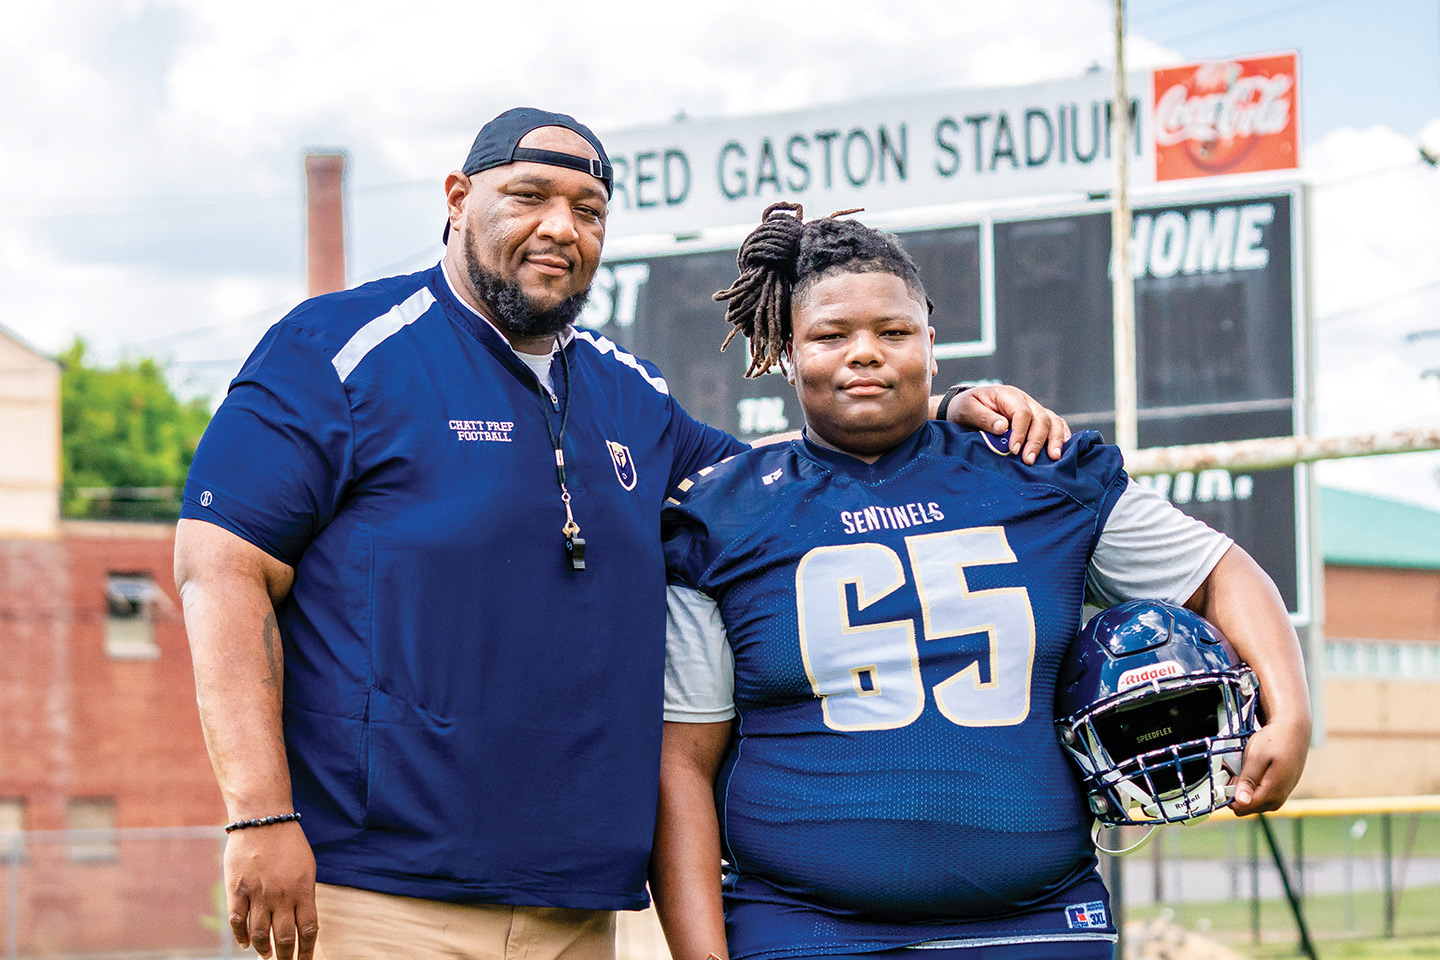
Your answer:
[1208,794,1440,819]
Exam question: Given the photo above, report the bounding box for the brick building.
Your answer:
[0,326,225,955]
[0,524,227,955]
[1297,486,1440,798]
[0,522,223,832]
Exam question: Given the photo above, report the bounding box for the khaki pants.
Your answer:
[313,882,617,960]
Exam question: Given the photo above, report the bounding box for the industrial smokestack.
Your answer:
[305,152,347,297]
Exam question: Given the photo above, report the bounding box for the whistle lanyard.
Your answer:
[539,344,585,571]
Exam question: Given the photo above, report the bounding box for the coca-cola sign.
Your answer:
[1153,52,1300,181]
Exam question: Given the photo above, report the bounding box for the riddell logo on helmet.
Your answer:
[1117,660,1183,691]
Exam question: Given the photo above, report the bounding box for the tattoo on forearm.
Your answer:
[261,612,283,700]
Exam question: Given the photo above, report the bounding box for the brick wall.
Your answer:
[1325,564,1440,643]
[0,521,223,830]
[1297,564,1440,798]
[0,520,225,955]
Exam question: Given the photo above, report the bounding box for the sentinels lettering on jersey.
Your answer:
[661,423,1129,960]
[839,500,945,535]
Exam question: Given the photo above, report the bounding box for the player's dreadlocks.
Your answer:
[713,202,932,378]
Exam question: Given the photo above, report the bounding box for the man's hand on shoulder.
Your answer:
[225,821,319,960]
[943,384,1071,464]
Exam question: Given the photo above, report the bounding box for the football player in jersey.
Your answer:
[651,203,1311,960]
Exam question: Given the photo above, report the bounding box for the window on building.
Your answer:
[67,797,117,861]
[0,798,24,860]
[1326,639,1440,680]
[105,573,159,660]
[1383,644,1403,674]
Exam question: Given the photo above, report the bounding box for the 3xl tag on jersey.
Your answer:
[1065,901,1108,930]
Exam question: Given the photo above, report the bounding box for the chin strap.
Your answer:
[1092,820,1160,856]
[1091,810,1215,856]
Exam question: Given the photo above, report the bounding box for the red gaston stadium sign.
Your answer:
[1153,52,1301,181]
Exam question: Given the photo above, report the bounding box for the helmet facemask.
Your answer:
[1058,668,1259,826]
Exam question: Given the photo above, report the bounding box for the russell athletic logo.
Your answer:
[1065,900,1108,930]
[607,441,637,491]
[1117,660,1184,691]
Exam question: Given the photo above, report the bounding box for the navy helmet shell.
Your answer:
[1057,599,1244,713]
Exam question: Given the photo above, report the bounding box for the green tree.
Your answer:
[59,339,212,519]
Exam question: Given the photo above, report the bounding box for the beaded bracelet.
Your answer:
[225,812,302,834]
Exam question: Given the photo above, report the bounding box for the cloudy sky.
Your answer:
[2,0,1438,506]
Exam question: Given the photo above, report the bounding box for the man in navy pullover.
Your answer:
[174,107,1068,960]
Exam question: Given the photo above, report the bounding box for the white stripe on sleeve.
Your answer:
[574,330,670,396]
[331,287,437,383]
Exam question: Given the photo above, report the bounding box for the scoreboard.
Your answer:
[582,187,1310,618]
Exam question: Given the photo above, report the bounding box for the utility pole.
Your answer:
[1112,0,1138,454]
[1108,5,1135,953]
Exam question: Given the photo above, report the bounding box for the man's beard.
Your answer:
[464,242,590,340]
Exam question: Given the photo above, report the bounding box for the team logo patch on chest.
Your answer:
[607,440,637,490]
[449,419,514,442]
[1065,900,1108,929]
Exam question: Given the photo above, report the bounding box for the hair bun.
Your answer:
[735,202,804,277]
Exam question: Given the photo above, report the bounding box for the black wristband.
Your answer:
[935,383,970,422]
[225,812,302,834]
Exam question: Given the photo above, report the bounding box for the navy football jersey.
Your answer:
[662,423,1129,959]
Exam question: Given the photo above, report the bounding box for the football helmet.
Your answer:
[1055,599,1260,826]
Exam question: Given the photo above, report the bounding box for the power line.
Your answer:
[0,189,301,221]
[0,178,433,223]
[1310,158,1440,190]
[1316,276,1440,325]
[352,245,441,284]
[1158,0,1341,46]
[121,243,438,354]
[127,299,297,348]
[1131,0,1230,23]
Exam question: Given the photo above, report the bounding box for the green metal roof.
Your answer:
[1321,486,1440,570]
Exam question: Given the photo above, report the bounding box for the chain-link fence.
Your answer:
[1106,805,1440,956]
[0,825,681,960]
[0,827,229,959]
[1,813,1436,959]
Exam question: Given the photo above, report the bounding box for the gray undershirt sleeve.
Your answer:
[664,585,736,722]
[1086,480,1234,608]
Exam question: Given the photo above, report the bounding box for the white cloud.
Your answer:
[10,0,1440,520]
[2,0,1154,393]
[1306,121,1440,508]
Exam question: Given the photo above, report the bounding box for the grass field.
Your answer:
[1101,812,1440,861]
[1116,816,1440,957]
[1128,883,1440,937]
[1239,935,1440,959]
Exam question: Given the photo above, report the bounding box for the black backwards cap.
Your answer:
[443,106,614,243]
